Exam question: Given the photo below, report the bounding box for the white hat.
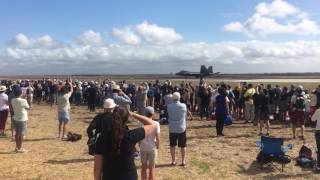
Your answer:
[297,85,304,90]
[172,92,181,101]
[112,85,121,90]
[103,98,117,109]
[0,85,7,92]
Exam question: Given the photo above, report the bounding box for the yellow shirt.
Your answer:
[244,88,256,105]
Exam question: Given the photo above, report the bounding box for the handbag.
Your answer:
[224,115,233,125]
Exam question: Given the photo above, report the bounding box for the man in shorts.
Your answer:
[57,79,73,140]
[139,106,160,180]
[167,92,187,166]
[290,85,307,140]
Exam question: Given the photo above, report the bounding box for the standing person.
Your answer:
[139,107,160,180]
[167,92,187,166]
[11,87,30,153]
[0,86,9,136]
[199,84,210,120]
[87,83,97,112]
[279,86,289,122]
[254,88,271,136]
[112,85,132,110]
[136,85,148,115]
[312,85,320,108]
[93,106,156,180]
[26,83,34,108]
[244,84,256,123]
[8,85,19,138]
[214,87,229,136]
[57,80,73,140]
[290,85,307,140]
[311,107,320,170]
[233,86,240,119]
[147,83,155,107]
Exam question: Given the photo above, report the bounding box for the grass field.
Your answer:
[1,79,320,180]
[0,103,320,180]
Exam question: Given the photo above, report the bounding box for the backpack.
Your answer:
[296,144,314,168]
[299,144,313,159]
[295,94,305,110]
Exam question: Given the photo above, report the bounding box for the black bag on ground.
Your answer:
[296,144,315,168]
[67,132,82,142]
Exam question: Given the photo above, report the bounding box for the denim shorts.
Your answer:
[58,111,70,123]
[13,121,27,135]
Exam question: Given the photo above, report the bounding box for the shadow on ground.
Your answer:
[45,158,93,165]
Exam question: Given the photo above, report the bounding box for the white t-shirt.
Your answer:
[57,92,72,112]
[0,92,9,111]
[11,97,29,121]
[139,121,160,151]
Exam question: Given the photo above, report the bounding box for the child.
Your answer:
[11,87,30,153]
[139,106,160,180]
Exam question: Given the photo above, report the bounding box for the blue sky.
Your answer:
[0,0,320,74]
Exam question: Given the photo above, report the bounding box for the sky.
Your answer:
[0,0,320,75]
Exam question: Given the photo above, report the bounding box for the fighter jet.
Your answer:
[175,65,220,79]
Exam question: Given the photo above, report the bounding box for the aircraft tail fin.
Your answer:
[207,66,213,74]
[200,65,206,74]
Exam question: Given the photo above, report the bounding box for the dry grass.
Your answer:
[0,103,320,180]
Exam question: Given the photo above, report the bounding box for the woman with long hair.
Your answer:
[94,106,156,180]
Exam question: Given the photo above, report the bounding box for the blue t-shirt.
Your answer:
[215,95,228,115]
[167,101,187,133]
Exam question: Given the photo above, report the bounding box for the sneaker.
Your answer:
[16,148,27,153]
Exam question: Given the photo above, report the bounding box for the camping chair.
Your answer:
[256,136,293,172]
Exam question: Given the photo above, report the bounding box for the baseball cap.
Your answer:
[144,106,155,115]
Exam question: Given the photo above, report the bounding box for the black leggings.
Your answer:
[216,114,226,135]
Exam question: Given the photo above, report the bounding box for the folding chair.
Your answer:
[256,136,293,172]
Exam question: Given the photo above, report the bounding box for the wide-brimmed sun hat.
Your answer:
[103,98,117,109]
[0,85,7,92]
[112,85,121,90]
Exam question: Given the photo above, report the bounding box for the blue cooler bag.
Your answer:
[224,115,233,126]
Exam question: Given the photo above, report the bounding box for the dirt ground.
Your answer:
[0,103,320,180]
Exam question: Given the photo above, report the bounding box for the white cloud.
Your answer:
[78,30,102,45]
[255,0,300,18]
[135,21,183,44]
[3,33,320,74]
[111,27,141,45]
[224,0,320,37]
[111,21,183,45]
[223,22,243,32]
[10,33,53,48]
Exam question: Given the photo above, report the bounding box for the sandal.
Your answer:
[171,162,176,166]
[180,162,187,166]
